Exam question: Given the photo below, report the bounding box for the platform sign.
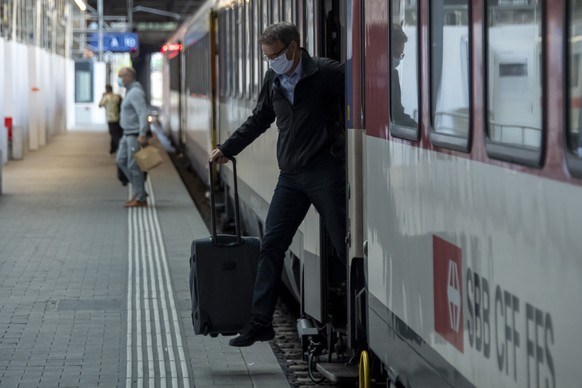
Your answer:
[87,32,139,53]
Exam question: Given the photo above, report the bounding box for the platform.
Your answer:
[0,129,290,388]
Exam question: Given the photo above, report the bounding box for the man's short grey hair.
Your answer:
[121,67,137,80]
[260,22,300,46]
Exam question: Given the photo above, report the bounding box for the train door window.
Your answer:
[224,11,229,97]
[231,7,237,97]
[245,1,253,99]
[185,43,193,96]
[282,0,295,23]
[485,0,543,167]
[567,0,582,177]
[237,4,244,98]
[169,53,180,93]
[304,0,316,55]
[218,12,226,98]
[272,0,281,22]
[389,0,420,141]
[226,8,235,97]
[74,61,93,103]
[430,0,471,152]
[252,0,262,98]
[262,0,270,80]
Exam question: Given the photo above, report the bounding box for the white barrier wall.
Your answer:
[0,38,4,162]
[28,46,42,150]
[0,37,71,162]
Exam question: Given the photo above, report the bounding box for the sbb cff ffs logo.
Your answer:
[433,236,464,352]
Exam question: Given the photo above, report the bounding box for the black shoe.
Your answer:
[229,321,275,347]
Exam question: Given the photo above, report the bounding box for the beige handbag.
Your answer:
[134,146,163,172]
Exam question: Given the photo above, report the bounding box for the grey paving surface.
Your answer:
[0,130,290,388]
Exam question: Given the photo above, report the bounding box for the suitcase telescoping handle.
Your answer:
[208,156,242,246]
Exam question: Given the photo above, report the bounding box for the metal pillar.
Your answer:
[98,0,103,61]
[127,0,133,30]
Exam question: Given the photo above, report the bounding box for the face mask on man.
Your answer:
[117,77,124,88]
[268,46,294,75]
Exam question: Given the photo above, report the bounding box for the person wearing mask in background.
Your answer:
[391,23,418,128]
[99,84,128,186]
[116,67,149,208]
[99,85,123,155]
[210,22,346,347]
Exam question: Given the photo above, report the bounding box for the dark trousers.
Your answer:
[251,159,346,324]
[108,122,127,184]
[108,121,122,154]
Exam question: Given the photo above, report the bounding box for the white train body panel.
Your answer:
[365,136,582,387]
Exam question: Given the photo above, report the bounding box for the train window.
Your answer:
[567,0,582,177]
[0,2,7,37]
[485,0,543,167]
[389,0,420,141]
[568,1,582,164]
[430,0,471,152]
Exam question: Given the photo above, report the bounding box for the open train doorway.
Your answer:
[301,0,348,340]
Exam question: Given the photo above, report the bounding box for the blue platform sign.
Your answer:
[87,32,139,52]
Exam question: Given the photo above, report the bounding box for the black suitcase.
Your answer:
[189,157,260,336]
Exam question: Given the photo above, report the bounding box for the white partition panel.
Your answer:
[16,43,30,152]
[0,38,5,162]
[28,46,40,150]
[2,40,14,139]
[0,38,70,155]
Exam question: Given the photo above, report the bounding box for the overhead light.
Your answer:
[74,0,86,11]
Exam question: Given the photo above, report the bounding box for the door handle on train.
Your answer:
[363,240,368,258]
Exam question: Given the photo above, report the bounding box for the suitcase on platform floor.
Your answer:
[189,157,260,336]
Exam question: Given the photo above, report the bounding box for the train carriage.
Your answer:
[163,0,582,386]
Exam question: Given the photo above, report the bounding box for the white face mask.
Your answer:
[268,46,294,74]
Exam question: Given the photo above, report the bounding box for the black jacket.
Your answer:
[219,49,345,173]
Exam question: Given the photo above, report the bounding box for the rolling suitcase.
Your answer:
[189,157,260,336]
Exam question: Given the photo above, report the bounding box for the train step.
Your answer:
[316,362,358,384]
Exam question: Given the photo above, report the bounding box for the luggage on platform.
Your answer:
[189,157,260,336]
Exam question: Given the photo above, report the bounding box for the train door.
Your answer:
[167,46,183,150]
[301,0,347,336]
[179,40,188,151]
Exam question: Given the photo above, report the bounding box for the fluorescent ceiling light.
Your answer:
[74,0,87,11]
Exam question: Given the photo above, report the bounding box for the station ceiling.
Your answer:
[85,0,203,52]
